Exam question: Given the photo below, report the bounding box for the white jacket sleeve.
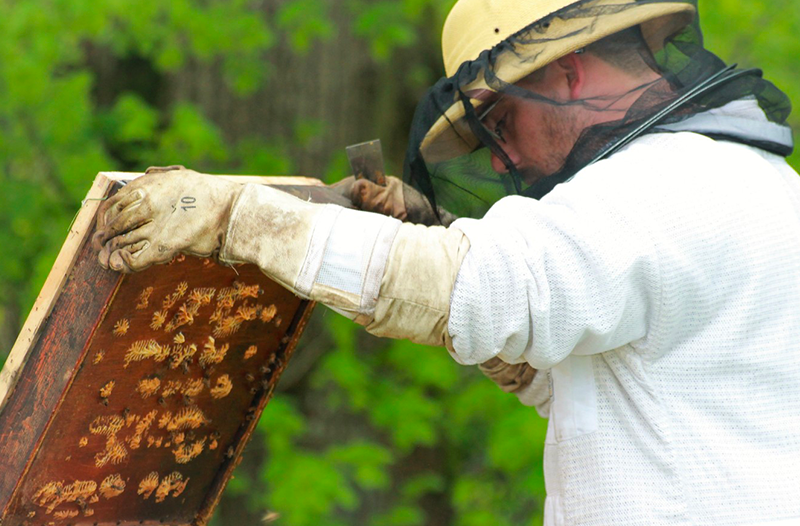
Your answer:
[447,166,662,370]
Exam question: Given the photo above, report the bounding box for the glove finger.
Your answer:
[97,227,151,269]
[107,240,156,273]
[330,176,355,198]
[94,197,155,249]
[350,178,381,209]
[95,187,143,233]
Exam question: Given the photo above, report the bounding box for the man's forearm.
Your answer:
[221,183,470,348]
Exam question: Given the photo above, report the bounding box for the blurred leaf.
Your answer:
[326,440,393,490]
[276,0,334,53]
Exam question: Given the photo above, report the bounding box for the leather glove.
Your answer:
[478,357,537,394]
[333,175,458,227]
[92,167,243,272]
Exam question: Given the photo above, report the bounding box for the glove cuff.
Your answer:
[222,183,470,349]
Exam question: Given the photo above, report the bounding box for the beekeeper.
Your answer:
[94,0,800,523]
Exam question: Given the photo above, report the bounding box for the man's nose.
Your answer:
[490,148,519,174]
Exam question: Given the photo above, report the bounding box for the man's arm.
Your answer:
[94,169,541,403]
[94,169,466,348]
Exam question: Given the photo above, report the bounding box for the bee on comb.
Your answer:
[138,472,159,499]
[112,319,130,337]
[99,381,115,399]
[260,304,277,323]
[151,310,167,330]
[155,471,188,503]
[210,375,233,399]
[98,474,126,499]
[124,339,169,368]
[173,437,206,464]
[137,377,161,399]
[136,286,154,310]
[200,336,230,368]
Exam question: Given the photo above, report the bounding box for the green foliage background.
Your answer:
[0,0,797,524]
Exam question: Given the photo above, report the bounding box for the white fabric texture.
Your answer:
[306,207,401,314]
[448,132,800,525]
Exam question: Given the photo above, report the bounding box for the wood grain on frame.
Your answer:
[0,172,329,526]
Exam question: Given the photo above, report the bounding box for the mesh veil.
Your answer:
[403,0,793,220]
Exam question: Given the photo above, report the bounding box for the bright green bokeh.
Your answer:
[0,1,797,524]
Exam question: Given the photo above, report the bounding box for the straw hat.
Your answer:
[419,0,696,163]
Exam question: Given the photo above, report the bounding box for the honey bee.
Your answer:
[136,286,154,309]
[124,340,169,368]
[155,472,188,503]
[260,304,277,323]
[33,480,98,514]
[172,438,206,464]
[238,283,261,299]
[188,287,216,305]
[200,336,230,367]
[210,375,233,399]
[167,407,208,431]
[166,302,200,332]
[112,319,130,337]
[151,310,168,330]
[216,286,237,309]
[89,415,125,436]
[235,302,258,322]
[162,281,188,310]
[169,343,198,369]
[209,306,225,324]
[32,481,62,512]
[182,378,204,397]
[129,410,157,450]
[99,381,115,399]
[92,349,105,365]
[137,377,161,399]
[94,435,128,467]
[158,411,173,429]
[138,472,159,499]
[99,474,126,499]
[212,316,242,338]
[161,380,182,397]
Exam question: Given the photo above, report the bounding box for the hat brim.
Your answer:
[420,1,695,164]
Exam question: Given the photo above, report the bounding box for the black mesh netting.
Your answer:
[403,0,793,220]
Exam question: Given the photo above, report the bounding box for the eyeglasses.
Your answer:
[478,95,506,143]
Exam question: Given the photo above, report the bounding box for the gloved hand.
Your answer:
[478,357,537,394]
[92,167,243,272]
[333,175,458,227]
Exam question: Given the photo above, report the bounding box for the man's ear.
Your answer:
[554,52,586,100]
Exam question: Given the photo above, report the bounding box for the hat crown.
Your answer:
[442,0,572,77]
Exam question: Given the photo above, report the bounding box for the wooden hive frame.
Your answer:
[0,172,341,526]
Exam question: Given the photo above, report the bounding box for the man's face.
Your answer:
[480,69,587,185]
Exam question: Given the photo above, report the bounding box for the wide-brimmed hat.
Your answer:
[419,0,696,164]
